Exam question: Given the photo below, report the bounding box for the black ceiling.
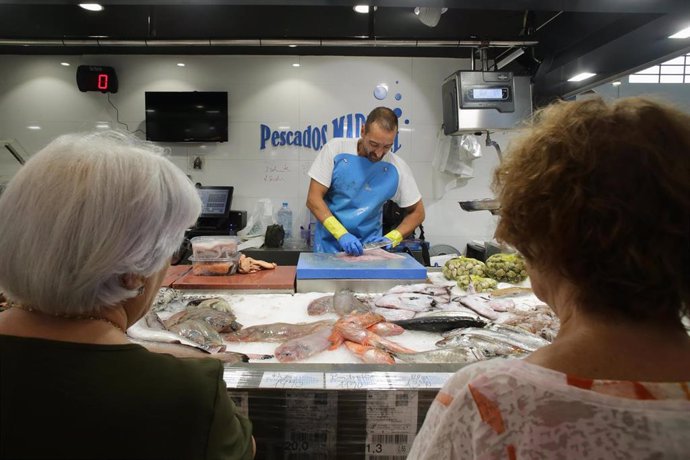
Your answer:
[2,1,690,103]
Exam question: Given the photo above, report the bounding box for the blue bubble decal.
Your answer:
[404,119,410,124]
[395,93,402,101]
[373,84,389,100]
[393,108,403,117]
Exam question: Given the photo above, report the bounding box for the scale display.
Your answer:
[76,65,118,93]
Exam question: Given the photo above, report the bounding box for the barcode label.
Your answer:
[371,433,409,444]
[395,393,409,407]
[288,432,329,444]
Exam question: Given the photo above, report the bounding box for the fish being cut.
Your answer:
[336,248,404,261]
[393,346,485,364]
[222,320,334,342]
[392,313,486,333]
[274,326,333,363]
[374,293,438,312]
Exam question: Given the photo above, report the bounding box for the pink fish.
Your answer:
[367,322,405,336]
[274,327,333,363]
[344,341,395,364]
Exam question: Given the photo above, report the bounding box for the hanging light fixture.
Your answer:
[414,7,447,28]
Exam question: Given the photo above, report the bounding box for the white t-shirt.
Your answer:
[308,137,421,209]
[408,358,690,460]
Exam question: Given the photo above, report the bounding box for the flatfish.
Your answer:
[127,312,225,353]
[274,327,333,363]
[374,293,437,312]
[372,307,416,321]
[165,306,242,333]
[384,283,452,299]
[169,319,226,352]
[393,346,485,364]
[456,294,500,320]
[223,320,334,342]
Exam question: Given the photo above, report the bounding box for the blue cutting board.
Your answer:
[296,252,427,279]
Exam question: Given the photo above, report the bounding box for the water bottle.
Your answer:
[276,202,293,239]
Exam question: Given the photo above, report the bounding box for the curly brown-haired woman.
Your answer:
[409,97,690,459]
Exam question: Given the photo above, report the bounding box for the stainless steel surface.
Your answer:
[296,278,427,294]
[459,199,501,214]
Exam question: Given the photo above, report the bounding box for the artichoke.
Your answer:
[442,256,487,281]
[485,253,528,283]
[456,275,498,292]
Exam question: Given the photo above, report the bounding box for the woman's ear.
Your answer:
[119,273,146,291]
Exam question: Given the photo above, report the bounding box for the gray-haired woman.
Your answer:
[0,131,254,459]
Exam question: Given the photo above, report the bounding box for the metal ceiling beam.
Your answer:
[1,1,689,14]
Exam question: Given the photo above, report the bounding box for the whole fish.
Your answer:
[489,287,533,298]
[456,294,500,320]
[393,346,485,364]
[274,326,333,363]
[127,312,226,353]
[435,334,528,357]
[442,326,545,352]
[186,297,234,313]
[169,319,226,352]
[392,313,486,333]
[487,323,551,349]
[307,295,334,315]
[374,293,438,312]
[333,289,369,316]
[165,306,242,333]
[223,320,334,342]
[385,283,452,299]
[367,322,405,336]
[344,341,395,364]
[372,307,416,321]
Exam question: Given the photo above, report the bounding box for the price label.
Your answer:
[223,370,248,388]
[283,391,337,457]
[365,391,418,459]
[326,372,391,390]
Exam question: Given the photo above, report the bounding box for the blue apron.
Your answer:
[314,153,399,253]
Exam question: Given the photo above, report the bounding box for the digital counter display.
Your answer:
[471,88,505,100]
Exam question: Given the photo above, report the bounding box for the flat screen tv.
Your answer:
[145,91,228,142]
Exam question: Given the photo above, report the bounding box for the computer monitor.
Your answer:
[196,186,233,229]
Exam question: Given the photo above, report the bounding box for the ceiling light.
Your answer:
[414,7,447,27]
[176,62,185,67]
[353,5,369,14]
[289,44,297,48]
[95,122,110,129]
[612,81,621,86]
[669,26,690,39]
[27,125,41,130]
[292,63,300,67]
[60,62,70,67]
[79,4,104,12]
[568,72,596,82]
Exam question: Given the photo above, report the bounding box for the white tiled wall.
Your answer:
[0,53,521,252]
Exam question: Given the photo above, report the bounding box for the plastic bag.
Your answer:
[432,133,481,177]
[237,198,274,239]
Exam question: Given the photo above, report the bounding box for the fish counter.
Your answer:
[135,267,557,459]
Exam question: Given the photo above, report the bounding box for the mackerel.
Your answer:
[393,346,485,364]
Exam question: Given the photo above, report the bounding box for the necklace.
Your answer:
[13,305,127,334]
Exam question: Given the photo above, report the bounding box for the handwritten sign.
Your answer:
[260,372,325,389]
[326,372,391,390]
[388,372,454,389]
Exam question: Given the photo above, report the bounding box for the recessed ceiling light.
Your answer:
[288,44,297,48]
[95,122,110,129]
[27,125,41,130]
[568,72,596,82]
[292,63,301,67]
[79,3,104,12]
[353,5,369,14]
[669,26,690,39]
[60,62,70,67]
[176,62,186,67]
[612,81,621,86]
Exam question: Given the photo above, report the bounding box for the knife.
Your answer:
[362,240,390,251]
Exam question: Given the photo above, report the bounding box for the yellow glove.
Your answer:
[323,216,348,240]
[384,229,403,248]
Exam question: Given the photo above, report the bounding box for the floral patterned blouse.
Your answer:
[408,358,690,459]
